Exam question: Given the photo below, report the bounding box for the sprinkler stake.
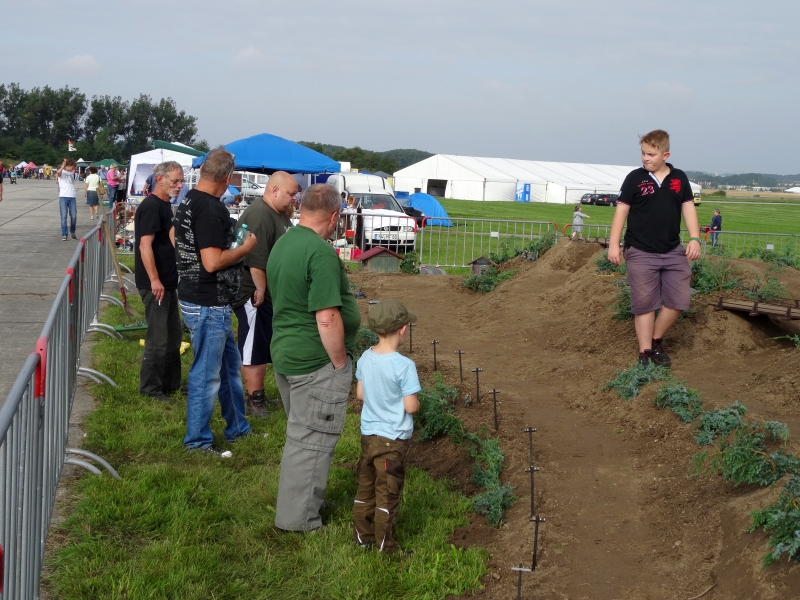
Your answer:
[525,465,540,518]
[523,427,537,466]
[530,516,546,570]
[430,340,439,371]
[471,367,483,403]
[511,563,531,600]
[408,323,416,352]
[454,350,465,382]
[490,389,501,430]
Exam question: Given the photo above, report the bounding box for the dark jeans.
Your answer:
[138,288,182,396]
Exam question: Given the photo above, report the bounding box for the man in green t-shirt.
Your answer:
[268,183,361,532]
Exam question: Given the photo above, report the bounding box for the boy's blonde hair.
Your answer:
[639,129,670,152]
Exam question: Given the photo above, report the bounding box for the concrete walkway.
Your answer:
[0,177,100,403]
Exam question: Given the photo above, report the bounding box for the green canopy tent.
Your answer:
[90,158,127,167]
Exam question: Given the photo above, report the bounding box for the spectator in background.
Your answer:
[143,171,157,196]
[174,147,257,457]
[710,209,722,247]
[107,164,120,202]
[117,168,127,202]
[56,158,78,241]
[267,183,361,531]
[571,205,591,240]
[99,165,107,182]
[84,166,101,220]
[135,161,185,402]
[0,163,4,203]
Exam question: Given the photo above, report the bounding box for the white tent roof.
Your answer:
[394,154,701,203]
[127,145,196,198]
[785,187,800,194]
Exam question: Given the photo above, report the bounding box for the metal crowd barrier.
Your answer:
[0,211,121,599]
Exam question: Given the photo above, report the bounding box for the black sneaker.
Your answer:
[638,350,655,367]
[71,232,77,240]
[246,390,271,418]
[226,431,268,444]
[651,338,672,368]
[190,445,232,458]
[146,392,173,403]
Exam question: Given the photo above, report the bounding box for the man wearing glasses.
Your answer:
[231,171,296,418]
[134,161,186,402]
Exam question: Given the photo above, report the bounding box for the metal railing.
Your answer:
[1,212,121,599]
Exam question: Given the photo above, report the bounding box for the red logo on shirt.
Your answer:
[669,179,681,193]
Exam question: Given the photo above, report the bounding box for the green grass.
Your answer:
[43,298,488,600]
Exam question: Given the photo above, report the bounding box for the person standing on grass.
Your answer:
[56,158,78,241]
[84,166,101,220]
[267,183,361,531]
[608,129,702,368]
[571,205,590,240]
[710,209,722,247]
[231,171,296,418]
[134,161,185,403]
[353,300,420,554]
[174,147,257,457]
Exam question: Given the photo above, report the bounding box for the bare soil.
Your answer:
[348,240,800,599]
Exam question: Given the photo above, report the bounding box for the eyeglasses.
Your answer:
[167,177,185,185]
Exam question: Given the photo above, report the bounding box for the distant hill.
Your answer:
[686,171,800,188]
[298,141,432,173]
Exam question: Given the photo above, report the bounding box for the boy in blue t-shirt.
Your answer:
[353,300,421,554]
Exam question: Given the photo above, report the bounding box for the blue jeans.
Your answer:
[59,196,77,236]
[710,232,719,247]
[179,302,250,448]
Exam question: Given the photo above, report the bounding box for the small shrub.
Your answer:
[463,267,515,294]
[771,334,800,348]
[691,426,800,487]
[694,402,747,446]
[601,362,672,400]
[488,241,517,265]
[527,229,558,258]
[472,485,517,528]
[691,256,740,295]
[354,327,379,362]
[742,274,787,302]
[610,280,633,320]
[469,437,505,489]
[740,245,799,270]
[415,372,462,440]
[654,382,704,423]
[749,476,800,566]
[399,251,418,274]
[596,250,627,275]
[707,244,731,257]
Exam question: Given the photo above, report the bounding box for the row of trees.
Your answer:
[299,142,432,174]
[0,83,207,165]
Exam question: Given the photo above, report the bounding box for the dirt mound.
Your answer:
[348,243,800,599]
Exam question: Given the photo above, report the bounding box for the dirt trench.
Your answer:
[349,240,800,599]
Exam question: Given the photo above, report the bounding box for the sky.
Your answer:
[3,0,799,174]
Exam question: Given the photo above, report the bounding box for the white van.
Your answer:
[326,173,417,253]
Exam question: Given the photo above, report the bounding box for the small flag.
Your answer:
[68,140,76,152]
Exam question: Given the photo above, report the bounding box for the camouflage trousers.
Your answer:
[352,434,410,553]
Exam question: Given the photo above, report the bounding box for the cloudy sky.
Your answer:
[4,1,798,173]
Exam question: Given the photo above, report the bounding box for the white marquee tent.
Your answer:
[393,154,700,204]
[127,142,202,198]
[785,187,800,194]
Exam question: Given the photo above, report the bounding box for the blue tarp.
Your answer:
[192,133,341,174]
[408,193,453,227]
[221,185,241,205]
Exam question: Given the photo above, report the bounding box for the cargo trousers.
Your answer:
[274,358,352,531]
[352,434,410,553]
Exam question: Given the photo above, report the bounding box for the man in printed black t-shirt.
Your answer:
[174,147,258,458]
[134,161,185,401]
[608,130,702,368]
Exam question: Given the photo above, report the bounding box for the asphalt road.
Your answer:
[0,176,99,403]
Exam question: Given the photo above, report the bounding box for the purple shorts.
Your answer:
[624,245,691,314]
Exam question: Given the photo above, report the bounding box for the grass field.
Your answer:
[43,296,488,600]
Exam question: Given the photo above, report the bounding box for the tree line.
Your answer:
[0,83,208,165]
[299,142,431,174]
[686,171,800,188]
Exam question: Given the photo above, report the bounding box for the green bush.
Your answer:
[462,267,515,294]
[694,402,748,446]
[654,382,704,423]
[415,373,462,440]
[596,250,627,275]
[400,251,419,274]
[742,274,787,302]
[740,245,799,269]
[601,361,672,400]
[610,280,633,320]
[486,230,559,266]
[691,256,740,295]
[749,476,800,566]
[771,334,800,348]
[472,485,517,528]
[708,190,727,197]
[354,327,379,362]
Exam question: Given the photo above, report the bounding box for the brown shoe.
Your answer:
[246,390,271,418]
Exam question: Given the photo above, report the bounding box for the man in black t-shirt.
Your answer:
[134,161,185,401]
[174,147,258,457]
[608,130,702,368]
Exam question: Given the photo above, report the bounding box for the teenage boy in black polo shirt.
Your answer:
[608,130,702,367]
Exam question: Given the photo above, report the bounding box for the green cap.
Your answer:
[368,300,417,334]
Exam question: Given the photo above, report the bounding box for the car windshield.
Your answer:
[354,194,402,212]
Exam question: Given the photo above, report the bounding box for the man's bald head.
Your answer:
[263,171,297,213]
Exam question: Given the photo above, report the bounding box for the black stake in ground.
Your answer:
[530,516,546,570]
[471,367,483,403]
[490,389,501,430]
[523,427,539,518]
[525,464,540,518]
[524,427,537,466]
[430,340,439,371]
[511,563,531,600]
[454,350,465,382]
[408,323,416,352]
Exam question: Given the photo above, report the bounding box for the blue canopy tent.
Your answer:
[192,133,341,174]
[408,193,453,226]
